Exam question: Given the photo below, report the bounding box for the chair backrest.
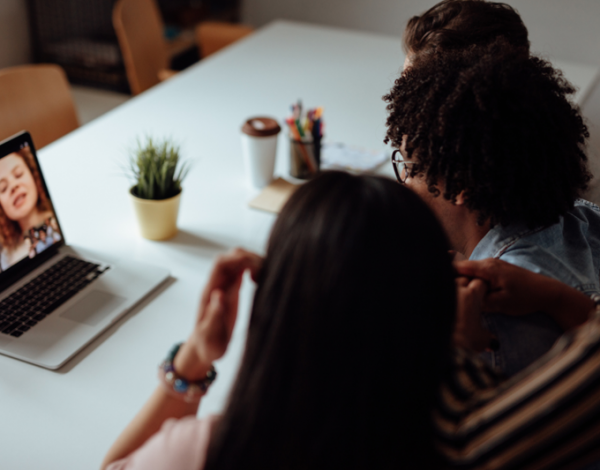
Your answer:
[0,64,79,149]
[113,0,168,95]
[195,22,254,58]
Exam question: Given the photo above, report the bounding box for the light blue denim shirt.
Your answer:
[470,199,600,376]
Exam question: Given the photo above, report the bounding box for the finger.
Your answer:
[201,249,260,306]
[210,288,238,346]
[222,289,239,339]
[456,279,487,317]
[199,288,225,323]
[245,253,263,282]
[214,249,259,276]
[454,260,485,278]
[211,252,253,283]
[193,289,230,364]
[457,259,503,288]
[469,278,488,300]
[208,289,225,314]
[222,274,243,334]
[456,276,470,287]
[461,280,487,316]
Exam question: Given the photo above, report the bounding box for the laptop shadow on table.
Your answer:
[56,275,176,374]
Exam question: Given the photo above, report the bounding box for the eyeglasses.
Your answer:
[391,150,420,184]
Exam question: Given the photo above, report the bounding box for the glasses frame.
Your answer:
[391,149,419,184]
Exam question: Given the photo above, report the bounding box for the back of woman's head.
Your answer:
[205,171,455,470]
[404,0,529,58]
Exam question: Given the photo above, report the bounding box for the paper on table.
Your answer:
[248,177,299,213]
[321,143,388,172]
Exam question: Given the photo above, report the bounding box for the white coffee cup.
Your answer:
[241,117,281,188]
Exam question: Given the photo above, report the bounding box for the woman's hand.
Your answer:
[101,248,263,469]
[455,258,547,315]
[455,258,594,330]
[174,248,263,380]
[454,276,494,351]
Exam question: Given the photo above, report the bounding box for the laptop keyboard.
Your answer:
[0,256,108,338]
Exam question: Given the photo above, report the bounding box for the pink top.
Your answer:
[107,415,220,470]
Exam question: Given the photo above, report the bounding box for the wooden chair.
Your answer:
[113,0,179,96]
[195,22,254,58]
[0,64,79,149]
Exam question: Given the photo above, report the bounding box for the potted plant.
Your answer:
[128,136,189,240]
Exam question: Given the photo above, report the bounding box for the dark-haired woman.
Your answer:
[103,171,455,469]
[102,171,600,470]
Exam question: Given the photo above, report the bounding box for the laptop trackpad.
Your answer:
[60,290,127,326]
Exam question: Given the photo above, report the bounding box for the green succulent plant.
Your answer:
[129,137,189,200]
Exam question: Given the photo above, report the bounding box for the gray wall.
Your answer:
[3,1,599,76]
[0,0,30,68]
[242,0,600,66]
[242,0,600,202]
[2,0,600,197]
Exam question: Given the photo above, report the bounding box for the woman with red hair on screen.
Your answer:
[0,144,60,270]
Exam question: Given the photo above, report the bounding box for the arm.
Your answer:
[455,258,595,330]
[437,310,600,469]
[101,249,262,470]
[440,260,600,466]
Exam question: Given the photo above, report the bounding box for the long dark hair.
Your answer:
[204,171,456,469]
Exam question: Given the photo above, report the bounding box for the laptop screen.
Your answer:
[0,132,64,274]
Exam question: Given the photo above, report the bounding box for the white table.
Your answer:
[0,20,597,470]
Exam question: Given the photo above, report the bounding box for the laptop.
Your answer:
[0,131,169,369]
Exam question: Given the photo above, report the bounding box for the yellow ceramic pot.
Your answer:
[130,188,181,240]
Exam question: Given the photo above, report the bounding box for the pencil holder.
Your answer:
[289,136,321,179]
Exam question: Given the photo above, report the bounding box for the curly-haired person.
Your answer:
[384,42,600,377]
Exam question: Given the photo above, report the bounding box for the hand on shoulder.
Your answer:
[455,258,594,330]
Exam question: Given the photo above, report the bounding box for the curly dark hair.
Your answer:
[404,0,529,57]
[383,41,591,228]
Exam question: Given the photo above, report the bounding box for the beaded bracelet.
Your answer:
[158,343,217,403]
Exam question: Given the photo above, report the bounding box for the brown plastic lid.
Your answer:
[241,117,281,137]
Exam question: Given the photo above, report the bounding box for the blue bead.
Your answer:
[174,379,188,393]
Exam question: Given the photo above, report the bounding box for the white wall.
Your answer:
[242,0,600,66]
[3,0,600,196]
[0,0,30,68]
[242,0,600,202]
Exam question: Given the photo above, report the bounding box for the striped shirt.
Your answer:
[436,304,600,469]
